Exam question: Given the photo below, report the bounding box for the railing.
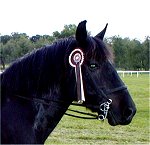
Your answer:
[1,70,150,77]
[117,71,150,77]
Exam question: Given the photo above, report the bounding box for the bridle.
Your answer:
[83,71,127,120]
[14,48,127,121]
[68,48,127,120]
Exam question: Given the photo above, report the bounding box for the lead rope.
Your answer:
[65,108,97,119]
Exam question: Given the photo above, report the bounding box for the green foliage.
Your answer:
[0,33,34,64]
[53,24,76,39]
[107,36,149,70]
[141,37,150,70]
[45,74,149,144]
[0,25,149,71]
[1,35,12,44]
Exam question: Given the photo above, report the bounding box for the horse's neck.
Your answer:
[33,98,70,143]
[24,46,71,143]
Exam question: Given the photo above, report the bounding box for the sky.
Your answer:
[0,0,149,41]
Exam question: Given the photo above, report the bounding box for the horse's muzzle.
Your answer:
[107,106,136,126]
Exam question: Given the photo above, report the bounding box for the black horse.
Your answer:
[1,20,136,144]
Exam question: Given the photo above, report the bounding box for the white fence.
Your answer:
[0,70,150,77]
[117,71,150,77]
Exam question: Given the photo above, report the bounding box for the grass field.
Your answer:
[45,74,149,144]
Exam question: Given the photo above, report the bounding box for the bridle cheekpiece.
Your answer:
[68,48,114,120]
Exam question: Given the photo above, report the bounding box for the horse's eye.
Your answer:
[89,63,98,70]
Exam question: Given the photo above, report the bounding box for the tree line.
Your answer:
[0,24,149,70]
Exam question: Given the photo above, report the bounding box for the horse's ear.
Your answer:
[95,23,108,40]
[76,20,87,46]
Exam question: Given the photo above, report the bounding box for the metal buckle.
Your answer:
[98,99,112,120]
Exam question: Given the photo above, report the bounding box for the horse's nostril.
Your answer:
[124,107,135,120]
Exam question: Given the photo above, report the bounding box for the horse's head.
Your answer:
[68,20,136,126]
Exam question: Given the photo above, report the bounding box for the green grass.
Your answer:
[45,74,149,144]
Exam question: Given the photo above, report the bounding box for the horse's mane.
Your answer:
[1,36,113,99]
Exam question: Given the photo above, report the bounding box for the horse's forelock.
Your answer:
[85,36,114,63]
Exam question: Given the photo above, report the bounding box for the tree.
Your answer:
[0,43,6,70]
[126,39,141,70]
[0,33,34,66]
[53,24,77,39]
[0,24,149,71]
[1,35,12,44]
[106,36,149,70]
[141,36,149,70]
[30,35,54,48]
[110,36,128,69]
